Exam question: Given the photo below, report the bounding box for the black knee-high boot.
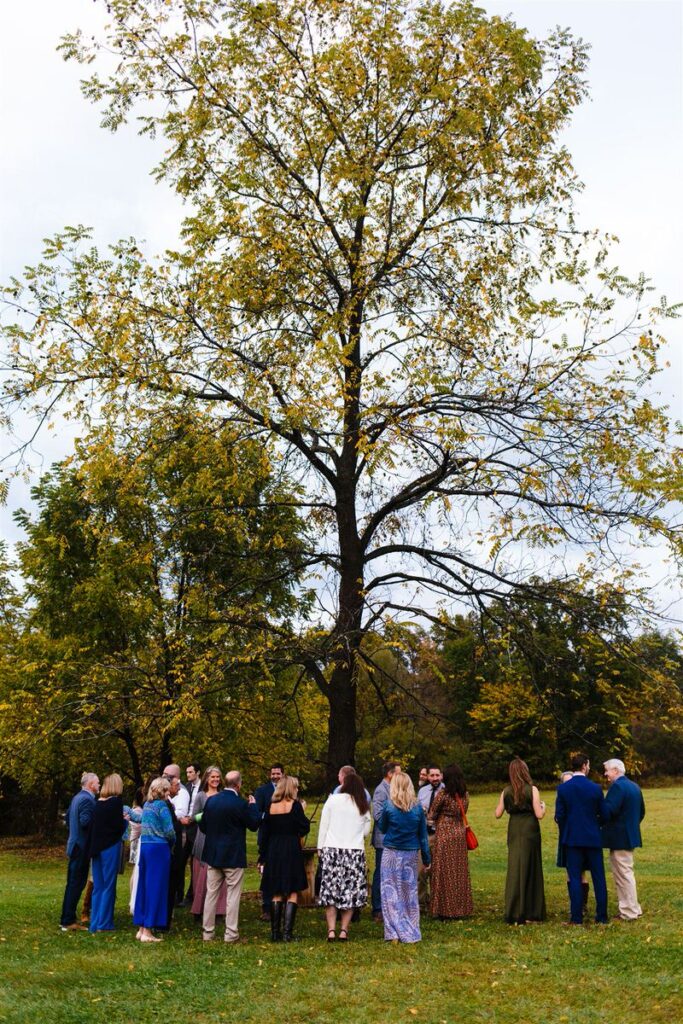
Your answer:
[283,901,298,942]
[270,901,283,941]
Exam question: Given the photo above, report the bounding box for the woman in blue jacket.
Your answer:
[378,771,431,942]
[133,777,176,942]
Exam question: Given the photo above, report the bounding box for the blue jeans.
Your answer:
[372,847,383,914]
[60,846,90,926]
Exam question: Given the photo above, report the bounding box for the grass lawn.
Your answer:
[0,787,681,1024]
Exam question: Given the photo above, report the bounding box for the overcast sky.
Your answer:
[1,0,681,613]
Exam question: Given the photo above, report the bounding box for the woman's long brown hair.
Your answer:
[340,772,370,815]
[509,757,533,806]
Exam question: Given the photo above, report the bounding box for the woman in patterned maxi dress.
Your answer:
[429,764,474,919]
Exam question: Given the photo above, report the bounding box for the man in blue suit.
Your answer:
[602,758,645,921]
[59,771,100,931]
[555,753,608,924]
[253,763,284,919]
[200,770,260,942]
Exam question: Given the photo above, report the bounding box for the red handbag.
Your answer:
[456,793,479,851]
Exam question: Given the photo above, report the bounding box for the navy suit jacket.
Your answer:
[554,774,606,848]
[601,776,645,850]
[253,781,275,815]
[65,789,96,858]
[253,781,275,844]
[199,789,260,869]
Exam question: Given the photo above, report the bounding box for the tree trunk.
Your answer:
[159,732,173,772]
[325,657,359,788]
[325,473,363,786]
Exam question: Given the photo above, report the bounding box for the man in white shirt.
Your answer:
[163,763,190,906]
[164,763,190,817]
[180,763,202,904]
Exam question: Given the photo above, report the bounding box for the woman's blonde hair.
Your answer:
[272,775,299,803]
[100,773,123,799]
[147,777,171,801]
[389,771,417,812]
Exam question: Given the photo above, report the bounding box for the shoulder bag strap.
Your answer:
[455,793,469,827]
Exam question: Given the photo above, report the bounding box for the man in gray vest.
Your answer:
[371,761,401,923]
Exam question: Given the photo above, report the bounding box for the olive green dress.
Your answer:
[503,784,546,924]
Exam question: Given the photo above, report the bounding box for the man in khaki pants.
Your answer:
[199,771,260,942]
[601,759,646,921]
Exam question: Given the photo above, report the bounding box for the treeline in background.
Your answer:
[1,427,680,836]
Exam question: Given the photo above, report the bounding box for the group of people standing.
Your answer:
[59,751,645,944]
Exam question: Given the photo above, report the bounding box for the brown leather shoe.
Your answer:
[60,923,87,932]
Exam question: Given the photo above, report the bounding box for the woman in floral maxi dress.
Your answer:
[428,763,474,919]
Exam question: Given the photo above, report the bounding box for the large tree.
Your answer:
[3,0,680,782]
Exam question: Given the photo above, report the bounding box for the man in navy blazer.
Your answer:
[199,770,260,942]
[602,758,645,921]
[59,771,100,931]
[252,763,284,919]
[555,753,608,924]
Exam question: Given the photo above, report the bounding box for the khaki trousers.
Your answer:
[609,849,642,920]
[203,866,244,942]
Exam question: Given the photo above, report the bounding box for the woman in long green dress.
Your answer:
[495,758,547,924]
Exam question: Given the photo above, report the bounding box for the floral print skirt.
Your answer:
[317,847,367,909]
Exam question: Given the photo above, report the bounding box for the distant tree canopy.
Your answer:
[0,413,316,801]
[2,0,681,785]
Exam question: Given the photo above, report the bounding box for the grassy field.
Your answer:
[0,788,681,1024]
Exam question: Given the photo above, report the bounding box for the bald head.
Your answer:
[163,764,181,781]
[225,771,241,790]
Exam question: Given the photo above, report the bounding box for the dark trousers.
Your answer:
[60,847,90,926]
[567,846,607,923]
[371,848,383,914]
[180,826,196,899]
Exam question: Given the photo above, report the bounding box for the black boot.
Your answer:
[270,901,283,942]
[582,882,590,913]
[283,901,298,942]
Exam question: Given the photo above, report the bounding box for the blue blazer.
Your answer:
[554,774,606,848]
[65,789,96,857]
[601,776,645,850]
[253,780,275,845]
[199,789,261,869]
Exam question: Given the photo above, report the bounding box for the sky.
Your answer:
[1,0,681,614]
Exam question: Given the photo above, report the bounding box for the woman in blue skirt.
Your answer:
[89,773,127,932]
[378,772,431,943]
[133,777,176,942]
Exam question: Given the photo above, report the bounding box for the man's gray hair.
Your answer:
[225,770,241,788]
[604,758,626,774]
[80,772,98,787]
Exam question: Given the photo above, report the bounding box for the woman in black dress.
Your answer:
[258,775,310,941]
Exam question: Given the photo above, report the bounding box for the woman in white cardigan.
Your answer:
[316,773,372,941]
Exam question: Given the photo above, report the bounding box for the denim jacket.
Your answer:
[378,800,431,865]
